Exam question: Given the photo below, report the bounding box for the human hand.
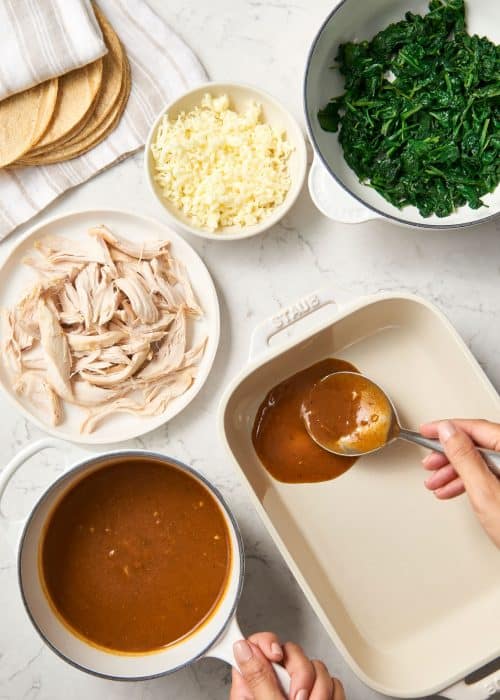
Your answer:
[420,419,500,548]
[229,632,345,700]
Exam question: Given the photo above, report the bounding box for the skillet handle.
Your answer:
[440,668,500,699]
[249,288,337,361]
[0,437,66,551]
[308,155,383,224]
[206,616,291,694]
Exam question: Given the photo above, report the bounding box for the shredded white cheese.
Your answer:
[151,94,292,232]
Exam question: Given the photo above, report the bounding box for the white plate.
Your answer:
[0,209,220,445]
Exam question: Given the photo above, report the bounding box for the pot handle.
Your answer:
[0,437,66,551]
[249,288,337,361]
[440,669,500,700]
[206,616,291,694]
[308,155,383,224]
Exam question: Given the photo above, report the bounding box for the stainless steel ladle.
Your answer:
[302,371,500,476]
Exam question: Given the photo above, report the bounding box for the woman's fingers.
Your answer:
[421,419,500,450]
[422,453,464,497]
[282,642,316,700]
[309,660,334,699]
[230,634,283,700]
[434,476,467,499]
[422,451,449,471]
[420,422,441,439]
[420,422,440,439]
[230,667,254,700]
[436,421,497,507]
[231,634,344,700]
[421,420,498,500]
[248,632,284,663]
[421,420,500,548]
[233,640,284,700]
[424,464,459,490]
[332,678,346,700]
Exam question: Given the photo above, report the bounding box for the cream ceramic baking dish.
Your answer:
[218,290,500,699]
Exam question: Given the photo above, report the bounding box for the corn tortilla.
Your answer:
[27,59,104,154]
[18,7,128,167]
[29,79,59,148]
[20,57,130,165]
[0,79,59,168]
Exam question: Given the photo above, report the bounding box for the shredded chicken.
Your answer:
[1,309,21,373]
[1,226,207,433]
[23,256,84,281]
[80,347,150,387]
[115,272,159,324]
[89,225,170,260]
[138,308,186,380]
[37,298,73,401]
[20,345,47,371]
[80,367,196,434]
[14,371,63,426]
[66,330,126,352]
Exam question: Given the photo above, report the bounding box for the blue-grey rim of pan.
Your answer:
[303,0,500,230]
[17,450,245,682]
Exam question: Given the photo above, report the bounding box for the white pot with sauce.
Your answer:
[0,440,290,688]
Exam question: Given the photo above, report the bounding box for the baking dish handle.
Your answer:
[440,669,500,699]
[0,437,67,552]
[249,288,337,361]
[309,155,383,224]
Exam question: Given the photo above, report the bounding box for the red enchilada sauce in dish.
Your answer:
[40,458,231,653]
[252,358,360,483]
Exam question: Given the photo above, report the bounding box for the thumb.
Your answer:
[233,640,283,700]
[438,420,497,511]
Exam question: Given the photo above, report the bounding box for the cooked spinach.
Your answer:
[318,0,500,217]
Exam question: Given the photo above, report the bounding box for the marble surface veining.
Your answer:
[1,1,499,699]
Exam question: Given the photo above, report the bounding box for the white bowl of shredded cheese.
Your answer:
[145,82,307,240]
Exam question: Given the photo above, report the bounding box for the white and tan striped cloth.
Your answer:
[0,0,207,240]
[0,0,107,101]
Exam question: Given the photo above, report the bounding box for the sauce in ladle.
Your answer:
[252,359,359,483]
[302,372,394,455]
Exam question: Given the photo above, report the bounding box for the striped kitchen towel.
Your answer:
[0,0,207,240]
[0,0,107,100]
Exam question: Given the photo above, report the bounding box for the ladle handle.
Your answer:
[398,429,500,477]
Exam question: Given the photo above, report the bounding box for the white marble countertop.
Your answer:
[1,1,499,699]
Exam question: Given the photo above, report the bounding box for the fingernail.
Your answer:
[234,640,253,664]
[271,642,282,658]
[422,454,433,466]
[296,690,309,700]
[438,421,456,443]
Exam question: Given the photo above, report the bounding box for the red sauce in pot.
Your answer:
[40,458,231,653]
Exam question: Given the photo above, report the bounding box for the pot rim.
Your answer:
[17,449,245,682]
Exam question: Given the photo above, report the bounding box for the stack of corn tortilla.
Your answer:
[0,6,130,169]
